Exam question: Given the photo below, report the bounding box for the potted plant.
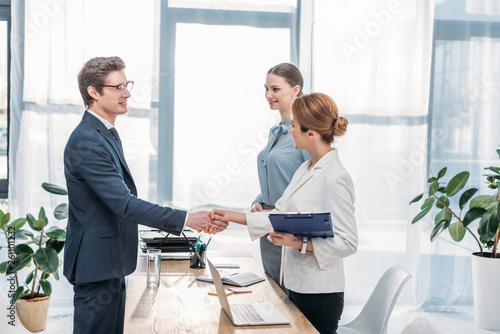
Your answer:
[0,207,66,332]
[409,149,500,330]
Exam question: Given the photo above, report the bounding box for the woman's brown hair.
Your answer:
[267,63,304,97]
[292,92,348,144]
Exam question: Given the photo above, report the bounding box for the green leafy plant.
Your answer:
[409,150,500,258]
[0,207,66,301]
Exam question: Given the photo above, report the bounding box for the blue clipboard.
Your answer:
[268,212,333,238]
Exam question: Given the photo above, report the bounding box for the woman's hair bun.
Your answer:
[333,116,348,137]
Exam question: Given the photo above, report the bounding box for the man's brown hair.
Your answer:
[77,56,126,108]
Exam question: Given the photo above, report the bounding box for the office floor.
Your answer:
[22,223,500,334]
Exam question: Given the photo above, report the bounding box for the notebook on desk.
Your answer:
[207,258,290,326]
[196,270,264,287]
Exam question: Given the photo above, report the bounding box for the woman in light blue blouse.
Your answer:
[251,63,310,291]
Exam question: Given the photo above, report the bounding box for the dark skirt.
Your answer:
[259,234,288,295]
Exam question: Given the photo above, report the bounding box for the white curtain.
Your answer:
[308,0,500,312]
[9,0,161,306]
[10,0,158,221]
[310,0,435,307]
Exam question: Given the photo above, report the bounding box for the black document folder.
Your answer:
[268,212,333,238]
[139,229,197,253]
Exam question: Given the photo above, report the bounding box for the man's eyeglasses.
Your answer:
[99,81,134,94]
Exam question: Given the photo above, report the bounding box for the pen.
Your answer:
[206,236,212,248]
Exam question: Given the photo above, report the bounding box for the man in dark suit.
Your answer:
[64,56,228,334]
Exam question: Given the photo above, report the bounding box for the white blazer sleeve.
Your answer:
[311,169,358,269]
[246,211,273,241]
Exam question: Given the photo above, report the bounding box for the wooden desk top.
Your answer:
[124,250,318,333]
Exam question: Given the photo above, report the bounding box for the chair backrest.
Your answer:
[344,265,411,334]
[401,318,449,334]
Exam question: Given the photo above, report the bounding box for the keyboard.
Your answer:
[231,304,264,323]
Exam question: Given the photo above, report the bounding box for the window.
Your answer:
[422,0,500,308]
[430,4,500,195]
[157,1,299,208]
[0,0,10,200]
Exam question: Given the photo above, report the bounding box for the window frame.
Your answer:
[156,1,300,203]
[0,0,11,199]
[427,19,500,171]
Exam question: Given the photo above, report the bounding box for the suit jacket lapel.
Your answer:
[83,112,137,195]
[277,164,314,210]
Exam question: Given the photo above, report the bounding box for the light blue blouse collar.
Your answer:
[272,120,292,135]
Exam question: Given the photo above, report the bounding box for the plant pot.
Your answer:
[15,293,50,333]
[471,252,500,330]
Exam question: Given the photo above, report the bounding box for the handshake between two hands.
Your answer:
[185,209,231,235]
[185,208,302,249]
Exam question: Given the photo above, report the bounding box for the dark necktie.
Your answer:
[109,127,137,195]
[109,127,123,154]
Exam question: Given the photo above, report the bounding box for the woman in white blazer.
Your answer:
[211,92,357,334]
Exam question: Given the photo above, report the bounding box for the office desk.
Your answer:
[124,250,318,333]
